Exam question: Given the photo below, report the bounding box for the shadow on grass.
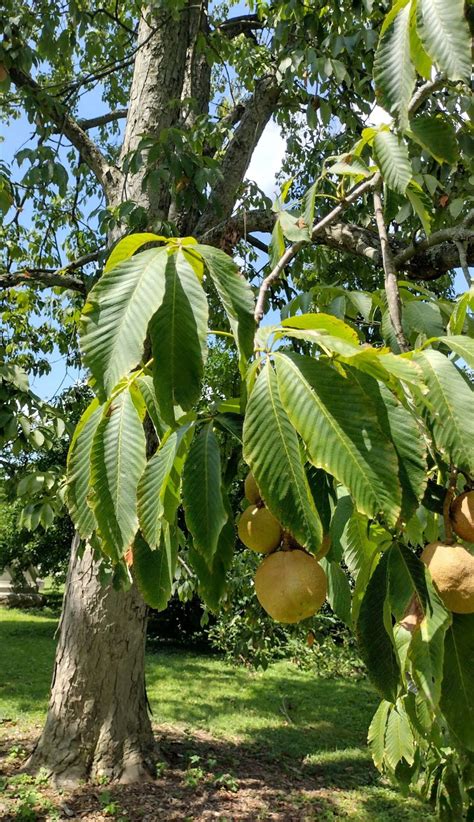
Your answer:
[0,726,436,822]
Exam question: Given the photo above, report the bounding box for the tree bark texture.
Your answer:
[27,537,155,785]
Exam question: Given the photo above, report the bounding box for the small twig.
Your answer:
[373,188,410,353]
[407,75,446,117]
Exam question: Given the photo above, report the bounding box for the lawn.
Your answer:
[0,607,436,821]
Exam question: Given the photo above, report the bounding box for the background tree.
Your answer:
[1,0,473,814]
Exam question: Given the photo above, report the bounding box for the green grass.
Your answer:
[0,607,436,820]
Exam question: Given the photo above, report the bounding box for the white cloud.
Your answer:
[246,120,286,197]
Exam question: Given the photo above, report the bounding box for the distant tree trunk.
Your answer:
[27,537,155,784]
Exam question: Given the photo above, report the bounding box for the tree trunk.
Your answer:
[27,536,155,785]
[25,0,275,785]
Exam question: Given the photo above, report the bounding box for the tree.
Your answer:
[1,0,473,814]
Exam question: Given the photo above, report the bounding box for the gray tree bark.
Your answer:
[27,537,155,784]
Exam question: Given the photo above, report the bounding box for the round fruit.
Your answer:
[421,542,474,614]
[237,504,281,553]
[0,65,8,83]
[244,471,261,504]
[450,491,474,543]
[254,549,327,623]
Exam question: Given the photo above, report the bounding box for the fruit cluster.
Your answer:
[237,472,327,624]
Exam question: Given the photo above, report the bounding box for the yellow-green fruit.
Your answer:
[421,542,474,614]
[450,491,474,543]
[254,549,327,623]
[237,505,281,553]
[244,472,261,504]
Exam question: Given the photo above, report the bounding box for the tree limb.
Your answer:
[195,75,280,238]
[9,67,122,194]
[254,174,380,322]
[0,251,101,295]
[78,109,129,130]
[407,75,446,117]
[373,189,410,352]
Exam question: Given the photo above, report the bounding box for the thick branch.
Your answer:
[9,67,122,194]
[0,251,101,295]
[216,14,263,39]
[195,75,280,238]
[407,75,446,116]
[78,110,129,130]
[373,189,410,352]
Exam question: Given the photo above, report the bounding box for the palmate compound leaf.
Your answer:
[440,614,474,751]
[89,387,146,560]
[191,244,255,364]
[356,550,401,703]
[417,0,471,83]
[373,1,415,130]
[274,352,402,526]
[182,422,228,568]
[80,247,168,400]
[388,542,450,706]
[66,398,103,538]
[137,425,193,548]
[104,232,166,273]
[242,360,322,552]
[319,558,352,627]
[150,249,208,426]
[414,349,474,475]
[132,525,178,611]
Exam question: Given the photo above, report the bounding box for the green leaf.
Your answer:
[409,115,459,165]
[409,5,432,78]
[440,614,474,751]
[417,0,471,83]
[66,398,102,538]
[243,361,322,552]
[374,2,415,130]
[281,312,360,344]
[137,431,181,548]
[189,492,235,612]
[320,559,353,627]
[350,373,427,523]
[182,423,227,567]
[192,244,255,363]
[327,156,372,178]
[302,180,318,229]
[343,512,382,622]
[373,131,412,194]
[439,335,474,369]
[105,232,166,273]
[368,700,391,770]
[133,526,177,611]
[357,550,400,702]
[278,210,311,242]
[388,542,450,705]
[90,388,146,559]
[414,349,474,474]
[80,247,168,398]
[384,699,415,769]
[406,181,433,235]
[134,375,167,440]
[150,250,208,426]
[274,353,402,526]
